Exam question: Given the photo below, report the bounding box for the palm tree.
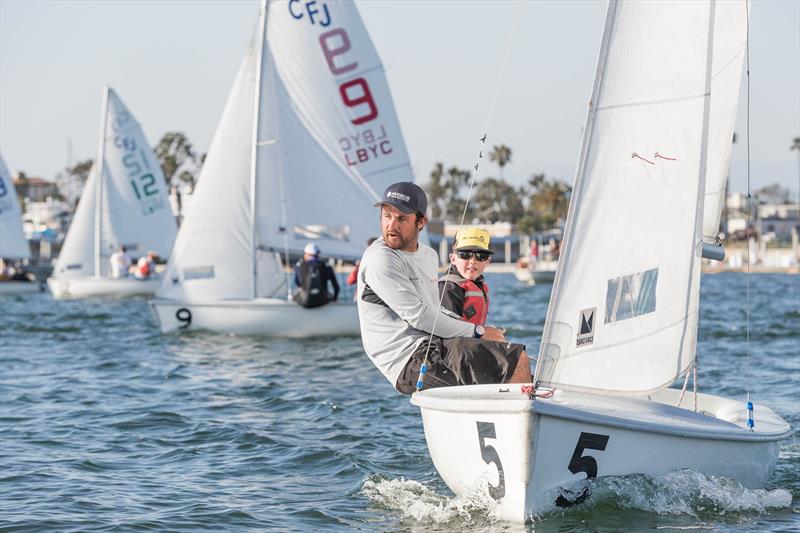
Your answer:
[489,144,512,179]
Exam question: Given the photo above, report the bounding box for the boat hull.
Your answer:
[47,277,160,299]
[0,281,42,295]
[513,259,557,285]
[148,297,361,337]
[411,385,790,522]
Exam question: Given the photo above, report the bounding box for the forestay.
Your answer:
[54,87,176,278]
[703,2,748,241]
[159,0,416,302]
[536,1,723,395]
[0,155,31,260]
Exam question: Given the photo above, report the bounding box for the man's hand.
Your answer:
[482,326,506,341]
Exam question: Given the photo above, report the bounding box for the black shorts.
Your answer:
[395,336,526,395]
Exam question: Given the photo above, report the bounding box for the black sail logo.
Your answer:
[577,308,596,347]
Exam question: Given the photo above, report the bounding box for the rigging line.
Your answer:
[745,0,754,431]
[415,0,525,392]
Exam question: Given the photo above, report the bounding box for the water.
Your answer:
[1,273,797,532]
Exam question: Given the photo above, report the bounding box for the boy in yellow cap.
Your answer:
[439,227,493,325]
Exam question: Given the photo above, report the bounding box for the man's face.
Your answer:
[380,205,425,252]
[450,249,491,281]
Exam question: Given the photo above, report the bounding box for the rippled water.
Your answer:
[1,273,797,531]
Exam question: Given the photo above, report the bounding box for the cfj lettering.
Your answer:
[344,141,393,166]
[289,0,331,27]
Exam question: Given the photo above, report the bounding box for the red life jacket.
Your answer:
[459,278,489,326]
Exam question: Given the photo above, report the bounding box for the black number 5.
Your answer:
[556,431,609,507]
[176,308,192,329]
[567,431,609,478]
[476,421,505,500]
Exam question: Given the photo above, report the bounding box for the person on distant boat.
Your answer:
[357,181,531,395]
[134,251,157,280]
[293,242,339,308]
[438,227,492,326]
[109,245,132,278]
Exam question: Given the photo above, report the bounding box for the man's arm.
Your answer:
[364,249,474,338]
[327,265,340,300]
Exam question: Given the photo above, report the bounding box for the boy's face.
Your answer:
[450,249,491,281]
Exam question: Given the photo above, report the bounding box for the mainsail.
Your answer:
[535,0,744,395]
[159,0,416,302]
[54,87,176,278]
[0,155,31,260]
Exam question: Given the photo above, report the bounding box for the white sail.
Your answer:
[0,154,31,260]
[703,2,748,241]
[256,0,415,261]
[158,44,258,301]
[54,164,98,277]
[535,0,718,395]
[54,87,177,278]
[159,0,417,302]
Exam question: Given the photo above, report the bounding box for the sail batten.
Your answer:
[535,0,742,395]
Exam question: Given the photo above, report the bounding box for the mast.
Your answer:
[249,0,268,299]
[94,86,110,277]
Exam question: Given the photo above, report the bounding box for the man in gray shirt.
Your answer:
[357,181,531,394]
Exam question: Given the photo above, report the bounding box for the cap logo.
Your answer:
[387,191,411,203]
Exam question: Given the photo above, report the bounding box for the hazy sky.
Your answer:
[1,0,798,196]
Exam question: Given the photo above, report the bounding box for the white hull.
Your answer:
[514,259,558,285]
[412,385,790,522]
[47,276,160,299]
[0,281,41,294]
[149,297,360,337]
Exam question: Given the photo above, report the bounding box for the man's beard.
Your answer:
[383,228,417,250]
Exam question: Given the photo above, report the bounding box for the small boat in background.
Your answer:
[150,0,418,337]
[47,86,177,299]
[514,257,557,285]
[0,154,39,294]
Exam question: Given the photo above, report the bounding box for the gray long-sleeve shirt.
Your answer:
[356,237,475,387]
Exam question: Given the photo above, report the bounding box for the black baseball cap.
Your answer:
[374,181,428,216]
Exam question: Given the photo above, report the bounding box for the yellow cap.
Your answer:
[454,227,493,253]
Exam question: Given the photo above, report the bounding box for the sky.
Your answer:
[1,0,798,197]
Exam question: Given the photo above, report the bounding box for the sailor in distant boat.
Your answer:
[134,251,157,280]
[293,243,339,309]
[438,227,492,325]
[357,182,531,395]
[109,246,132,278]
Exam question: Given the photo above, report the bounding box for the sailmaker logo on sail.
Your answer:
[576,307,595,347]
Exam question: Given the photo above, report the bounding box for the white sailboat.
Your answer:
[0,154,38,294]
[47,87,177,299]
[514,258,558,285]
[149,0,417,337]
[412,0,790,522]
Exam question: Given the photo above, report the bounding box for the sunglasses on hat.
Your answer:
[456,250,491,262]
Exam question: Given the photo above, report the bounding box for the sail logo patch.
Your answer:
[576,307,596,347]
